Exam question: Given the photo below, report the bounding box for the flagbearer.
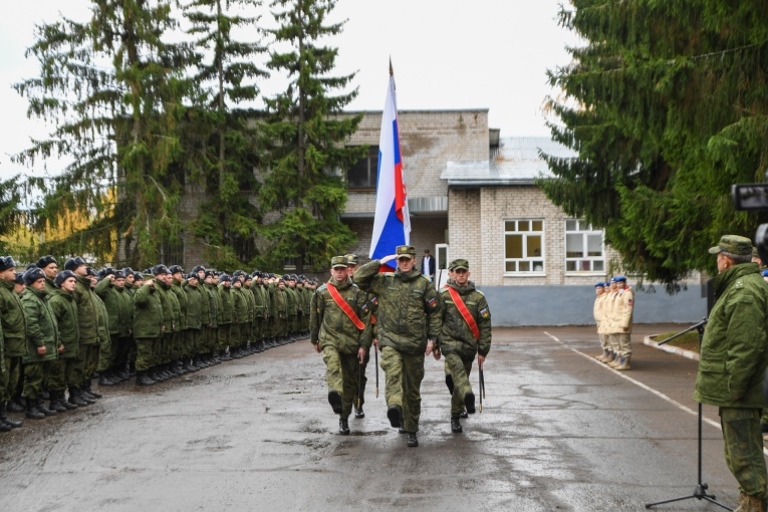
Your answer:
[440,259,492,433]
[310,256,372,435]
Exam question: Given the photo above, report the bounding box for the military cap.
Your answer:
[54,270,77,287]
[123,267,134,275]
[169,265,184,275]
[344,254,359,265]
[595,281,605,288]
[36,255,57,268]
[113,270,125,279]
[86,267,97,277]
[219,274,231,282]
[152,264,171,276]
[14,272,24,284]
[0,256,16,272]
[709,234,753,256]
[449,258,469,271]
[25,263,38,270]
[23,267,46,286]
[64,257,86,272]
[133,272,144,281]
[102,267,116,278]
[191,265,205,273]
[611,276,627,283]
[232,270,244,278]
[243,273,252,281]
[186,272,198,281]
[205,270,215,279]
[395,245,416,259]
[331,256,348,268]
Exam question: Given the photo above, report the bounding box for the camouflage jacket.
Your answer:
[310,278,371,353]
[354,260,442,354]
[439,280,492,359]
[21,286,60,364]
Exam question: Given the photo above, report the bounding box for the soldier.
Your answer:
[203,270,221,365]
[345,253,376,419]
[217,274,234,360]
[608,276,634,370]
[48,270,82,408]
[696,235,768,511]
[20,267,61,419]
[354,245,442,448]
[133,270,164,386]
[231,272,249,358]
[0,257,26,429]
[36,255,59,293]
[65,257,100,403]
[183,273,204,368]
[95,269,132,384]
[169,265,191,372]
[439,259,491,434]
[310,256,372,435]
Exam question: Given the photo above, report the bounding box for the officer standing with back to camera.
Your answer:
[354,245,442,448]
[696,235,768,512]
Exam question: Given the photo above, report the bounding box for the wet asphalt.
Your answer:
[0,324,754,511]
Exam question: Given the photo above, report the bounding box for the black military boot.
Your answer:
[338,418,350,435]
[406,432,419,448]
[136,371,156,386]
[25,398,45,420]
[0,418,11,432]
[387,405,402,429]
[36,397,58,416]
[0,402,22,428]
[49,391,67,413]
[7,397,24,413]
[98,372,117,386]
[354,404,365,419]
[464,392,476,414]
[84,379,102,399]
[328,391,343,414]
[57,391,77,411]
[67,388,87,407]
[76,387,95,405]
[451,416,463,433]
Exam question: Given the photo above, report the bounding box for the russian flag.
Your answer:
[369,63,410,267]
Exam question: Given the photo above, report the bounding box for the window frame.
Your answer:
[346,145,379,190]
[503,218,546,276]
[564,219,606,275]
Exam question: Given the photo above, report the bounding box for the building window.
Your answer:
[347,145,379,189]
[565,219,605,272]
[504,220,544,273]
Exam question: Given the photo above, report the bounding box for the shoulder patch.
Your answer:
[317,284,327,292]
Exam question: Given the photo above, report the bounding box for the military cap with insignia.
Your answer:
[169,265,184,275]
[64,256,86,272]
[449,258,469,271]
[23,267,45,285]
[331,256,348,268]
[36,255,57,269]
[152,264,171,276]
[0,256,17,272]
[395,245,416,259]
[54,270,77,287]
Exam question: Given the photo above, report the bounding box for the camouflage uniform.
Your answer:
[310,266,372,422]
[354,248,442,436]
[440,264,491,420]
[695,235,768,503]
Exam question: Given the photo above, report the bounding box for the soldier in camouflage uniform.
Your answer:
[48,271,81,408]
[440,259,491,434]
[310,256,372,435]
[346,253,377,419]
[354,245,442,448]
[696,235,768,512]
[0,256,24,429]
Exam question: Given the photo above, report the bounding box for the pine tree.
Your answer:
[13,0,192,268]
[257,0,363,273]
[182,0,270,270]
[540,0,768,287]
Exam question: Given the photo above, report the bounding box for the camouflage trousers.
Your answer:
[22,361,51,400]
[0,355,22,402]
[720,407,768,498]
[134,337,155,372]
[380,347,425,433]
[444,352,474,416]
[321,346,360,420]
[599,333,610,351]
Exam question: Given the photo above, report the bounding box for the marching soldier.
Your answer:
[310,256,372,435]
[439,259,491,433]
[354,245,442,448]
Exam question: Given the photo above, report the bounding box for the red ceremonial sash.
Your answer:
[327,283,365,331]
[447,286,480,340]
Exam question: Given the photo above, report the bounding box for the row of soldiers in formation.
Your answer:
[0,254,317,432]
[311,247,492,447]
[592,276,635,371]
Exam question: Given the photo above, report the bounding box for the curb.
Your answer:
[643,334,700,361]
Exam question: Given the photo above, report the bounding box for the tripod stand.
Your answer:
[645,317,732,511]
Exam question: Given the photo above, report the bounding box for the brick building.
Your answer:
[343,109,707,326]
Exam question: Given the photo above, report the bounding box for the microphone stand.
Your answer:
[645,318,732,511]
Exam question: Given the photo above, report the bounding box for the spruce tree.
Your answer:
[541,0,768,287]
[13,0,192,268]
[258,0,363,273]
[182,0,270,269]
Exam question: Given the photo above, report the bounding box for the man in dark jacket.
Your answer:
[695,235,768,511]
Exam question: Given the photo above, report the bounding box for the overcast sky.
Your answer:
[0,0,578,180]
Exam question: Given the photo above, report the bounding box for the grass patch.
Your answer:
[650,330,702,354]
